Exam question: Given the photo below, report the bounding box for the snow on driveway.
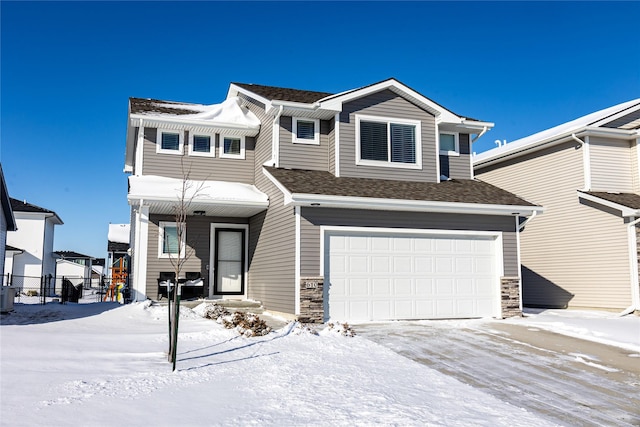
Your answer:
[357,313,640,427]
[1,301,551,427]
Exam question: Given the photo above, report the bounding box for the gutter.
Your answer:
[518,210,537,231]
[270,105,284,167]
[471,126,489,143]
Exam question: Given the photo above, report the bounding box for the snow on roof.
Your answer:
[128,175,268,205]
[474,98,640,165]
[108,224,130,244]
[131,96,260,128]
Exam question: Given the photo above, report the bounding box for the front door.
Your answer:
[214,228,245,295]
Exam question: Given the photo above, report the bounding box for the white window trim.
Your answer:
[158,221,186,259]
[156,129,184,155]
[292,117,320,145]
[188,132,215,157]
[220,135,246,159]
[355,114,422,170]
[439,131,460,156]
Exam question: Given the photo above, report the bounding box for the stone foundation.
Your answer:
[298,277,324,323]
[501,276,522,318]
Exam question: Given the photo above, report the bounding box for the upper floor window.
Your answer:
[189,133,214,157]
[439,132,459,156]
[221,135,245,159]
[292,117,320,145]
[157,129,184,155]
[356,115,422,169]
[158,221,185,258]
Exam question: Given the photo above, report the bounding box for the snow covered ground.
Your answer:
[2,300,639,427]
[1,300,554,427]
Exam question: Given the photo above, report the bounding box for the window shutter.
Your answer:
[360,121,388,161]
[161,132,180,150]
[296,120,315,140]
[390,124,416,163]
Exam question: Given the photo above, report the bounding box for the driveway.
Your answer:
[356,320,640,427]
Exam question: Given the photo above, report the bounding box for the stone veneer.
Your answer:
[298,277,324,323]
[501,276,522,318]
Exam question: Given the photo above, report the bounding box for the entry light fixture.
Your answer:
[194,210,206,216]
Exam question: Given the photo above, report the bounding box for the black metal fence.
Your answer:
[3,274,131,305]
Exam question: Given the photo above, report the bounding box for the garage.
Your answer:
[324,229,502,321]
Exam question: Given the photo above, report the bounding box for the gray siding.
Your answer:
[145,214,247,300]
[141,128,255,184]
[279,116,331,171]
[440,133,472,179]
[339,90,438,182]
[589,137,634,192]
[477,141,632,310]
[243,95,297,315]
[299,208,519,278]
[328,117,336,175]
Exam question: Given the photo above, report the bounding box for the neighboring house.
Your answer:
[474,99,640,313]
[0,165,17,281]
[107,223,129,285]
[55,251,94,288]
[5,198,63,285]
[124,78,541,322]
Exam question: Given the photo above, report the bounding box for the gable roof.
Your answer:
[475,98,640,168]
[231,83,333,104]
[264,167,541,216]
[0,165,16,232]
[10,198,63,224]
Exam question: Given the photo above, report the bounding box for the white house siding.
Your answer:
[338,90,438,183]
[141,128,256,184]
[0,208,6,278]
[299,208,519,278]
[244,95,297,315]
[42,219,56,279]
[7,215,46,278]
[279,116,331,171]
[589,137,634,192]
[476,141,632,310]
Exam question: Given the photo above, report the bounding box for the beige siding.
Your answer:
[339,90,438,182]
[141,128,255,184]
[631,141,639,192]
[589,137,634,192]
[477,141,632,310]
[242,95,297,315]
[300,208,519,278]
[145,215,247,300]
[279,116,330,171]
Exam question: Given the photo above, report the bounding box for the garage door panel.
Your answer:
[326,231,500,321]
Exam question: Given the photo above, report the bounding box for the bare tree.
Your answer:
[166,160,206,371]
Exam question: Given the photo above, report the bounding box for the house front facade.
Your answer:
[474,99,640,313]
[125,79,541,322]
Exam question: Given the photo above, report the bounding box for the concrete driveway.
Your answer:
[356,320,640,426]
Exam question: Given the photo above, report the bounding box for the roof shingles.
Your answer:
[586,191,640,210]
[265,167,536,207]
[232,83,333,103]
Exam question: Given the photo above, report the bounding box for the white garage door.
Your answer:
[325,230,501,321]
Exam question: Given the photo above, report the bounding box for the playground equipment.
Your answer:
[105,257,128,302]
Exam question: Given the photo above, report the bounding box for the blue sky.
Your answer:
[1,1,638,260]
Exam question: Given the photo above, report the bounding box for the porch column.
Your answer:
[132,204,149,301]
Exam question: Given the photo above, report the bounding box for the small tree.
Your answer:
[165,161,205,371]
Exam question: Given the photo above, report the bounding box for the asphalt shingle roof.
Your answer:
[129,97,201,115]
[265,167,537,207]
[56,251,94,259]
[108,241,129,252]
[586,192,640,210]
[232,82,334,104]
[10,198,57,214]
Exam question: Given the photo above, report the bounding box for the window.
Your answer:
[188,133,214,157]
[157,129,184,154]
[439,132,459,155]
[159,221,185,258]
[356,115,421,168]
[221,135,245,159]
[292,117,320,144]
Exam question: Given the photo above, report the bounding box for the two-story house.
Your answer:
[5,198,63,290]
[474,99,640,314]
[124,79,541,322]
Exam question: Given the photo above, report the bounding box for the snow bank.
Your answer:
[107,223,130,244]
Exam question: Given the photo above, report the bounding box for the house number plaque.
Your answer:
[304,281,318,289]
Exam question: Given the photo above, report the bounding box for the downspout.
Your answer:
[270,105,284,167]
[518,211,537,232]
[471,126,489,143]
[622,216,640,316]
[571,134,591,191]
